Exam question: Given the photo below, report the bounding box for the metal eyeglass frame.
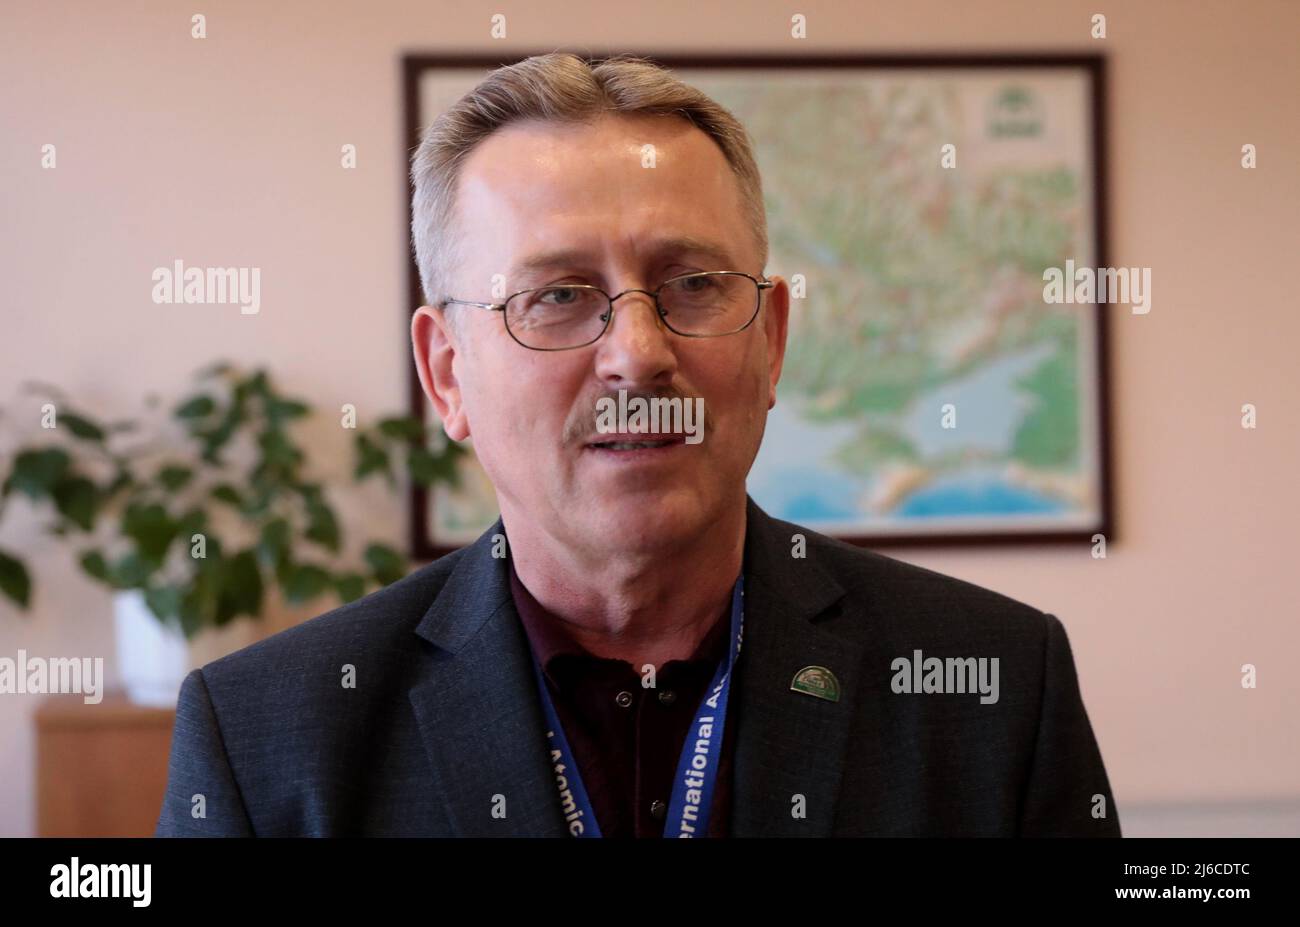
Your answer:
[440,270,775,352]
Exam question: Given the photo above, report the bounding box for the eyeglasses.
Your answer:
[441,271,774,352]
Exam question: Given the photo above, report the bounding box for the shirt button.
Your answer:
[657,689,677,705]
[615,690,633,708]
[650,800,667,820]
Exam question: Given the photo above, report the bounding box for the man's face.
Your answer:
[412,112,789,556]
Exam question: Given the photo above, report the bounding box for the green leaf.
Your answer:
[303,499,340,553]
[274,551,296,586]
[246,370,271,398]
[121,501,178,562]
[257,427,302,471]
[177,576,213,639]
[283,563,332,603]
[157,464,194,492]
[353,434,392,483]
[377,416,426,441]
[144,584,183,622]
[409,442,466,488]
[52,475,99,531]
[266,397,310,426]
[407,445,441,486]
[215,550,263,625]
[257,517,291,568]
[61,412,106,442]
[79,549,110,583]
[364,543,406,587]
[193,391,247,464]
[333,572,366,604]
[210,484,244,507]
[174,395,217,419]
[198,424,235,464]
[0,549,32,609]
[111,549,156,587]
[7,447,71,500]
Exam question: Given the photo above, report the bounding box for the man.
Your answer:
[156,52,1119,837]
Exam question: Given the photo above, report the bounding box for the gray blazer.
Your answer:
[156,496,1121,837]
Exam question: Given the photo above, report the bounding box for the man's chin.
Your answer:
[578,488,715,547]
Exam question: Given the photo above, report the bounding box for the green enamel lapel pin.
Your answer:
[790,665,841,702]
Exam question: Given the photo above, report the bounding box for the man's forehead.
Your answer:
[453,113,749,278]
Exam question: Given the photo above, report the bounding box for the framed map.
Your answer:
[403,54,1112,558]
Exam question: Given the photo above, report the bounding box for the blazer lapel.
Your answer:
[408,521,567,837]
[730,496,867,837]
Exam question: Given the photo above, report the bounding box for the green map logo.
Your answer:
[987,86,1044,138]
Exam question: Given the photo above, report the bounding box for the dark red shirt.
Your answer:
[509,558,736,838]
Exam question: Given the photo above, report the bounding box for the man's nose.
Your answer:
[592,291,677,386]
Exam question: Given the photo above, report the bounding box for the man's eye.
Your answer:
[540,287,580,305]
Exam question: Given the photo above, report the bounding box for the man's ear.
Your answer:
[411,305,471,441]
[762,276,790,409]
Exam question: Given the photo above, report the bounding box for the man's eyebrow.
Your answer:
[509,236,740,279]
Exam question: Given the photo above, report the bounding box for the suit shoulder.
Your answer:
[779,515,1054,642]
[197,546,466,687]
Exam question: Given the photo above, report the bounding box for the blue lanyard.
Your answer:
[529,574,745,838]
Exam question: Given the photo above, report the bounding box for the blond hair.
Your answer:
[410,52,768,312]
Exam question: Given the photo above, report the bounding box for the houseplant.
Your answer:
[0,361,464,704]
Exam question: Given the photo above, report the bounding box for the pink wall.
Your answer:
[1,0,1297,836]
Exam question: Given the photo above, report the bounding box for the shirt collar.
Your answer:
[508,555,733,686]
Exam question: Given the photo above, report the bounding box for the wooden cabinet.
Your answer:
[35,692,175,837]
